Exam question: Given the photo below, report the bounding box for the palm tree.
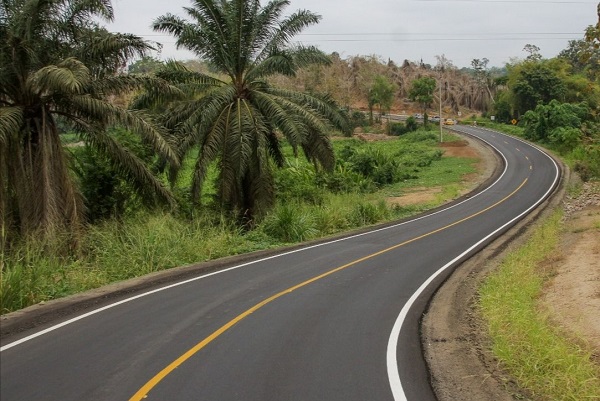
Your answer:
[0,0,179,245]
[152,0,349,223]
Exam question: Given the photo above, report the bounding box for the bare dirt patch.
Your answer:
[542,183,600,353]
[388,138,490,207]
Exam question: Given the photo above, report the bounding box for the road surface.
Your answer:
[0,126,560,401]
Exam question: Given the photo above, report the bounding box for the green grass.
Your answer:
[479,210,600,400]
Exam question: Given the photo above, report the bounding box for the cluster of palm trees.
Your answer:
[0,0,350,248]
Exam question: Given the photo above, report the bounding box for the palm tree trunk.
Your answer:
[16,110,83,242]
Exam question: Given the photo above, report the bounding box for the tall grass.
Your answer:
[0,213,255,314]
[479,210,600,400]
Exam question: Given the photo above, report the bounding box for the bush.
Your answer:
[405,116,419,132]
[316,166,376,194]
[349,201,389,226]
[389,117,418,136]
[572,144,600,181]
[275,161,325,204]
[350,110,368,130]
[72,128,155,222]
[389,122,410,136]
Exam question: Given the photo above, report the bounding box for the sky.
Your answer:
[106,0,599,68]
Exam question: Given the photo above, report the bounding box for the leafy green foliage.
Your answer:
[389,117,418,136]
[408,77,436,113]
[334,132,442,189]
[350,110,368,130]
[572,143,600,181]
[522,100,589,150]
[369,75,396,114]
[349,201,389,226]
[73,128,157,222]
[510,62,566,114]
[275,161,325,205]
[261,203,317,243]
[128,56,165,75]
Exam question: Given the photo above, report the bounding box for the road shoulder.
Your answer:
[422,147,568,401]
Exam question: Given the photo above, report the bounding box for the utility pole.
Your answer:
[439,68,444,143]
[439,78,443,142]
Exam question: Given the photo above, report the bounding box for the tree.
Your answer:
[408,77,436,114]
[523,44,542,61]
[0,0,178,244]
[522,100,589,150]
[471,57,495,106]
[128,56,165,75]
[152,0,349,223]
[511,62,566,114]
[584,3,600,51]
[369,75,396,115]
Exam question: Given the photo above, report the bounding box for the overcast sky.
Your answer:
[107,0,598,68]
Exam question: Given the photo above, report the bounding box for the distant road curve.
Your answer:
[1,126,560,401]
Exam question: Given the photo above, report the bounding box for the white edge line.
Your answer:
[1,131,509,353]
[386,133,560,401]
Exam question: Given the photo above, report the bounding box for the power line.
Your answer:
[138,32,582,37]
[415,0,595,3]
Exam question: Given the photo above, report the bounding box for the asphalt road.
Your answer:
[0,127,560,401]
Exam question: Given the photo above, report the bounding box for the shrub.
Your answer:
[275,161,325,204]
[350,110,368,130]
[71,128,154,222]
[348,200,390,226]
[316,166,376,194]
[405,116,419,132]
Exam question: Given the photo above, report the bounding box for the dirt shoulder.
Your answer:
[542,183,600,353]
[423,154,600,399]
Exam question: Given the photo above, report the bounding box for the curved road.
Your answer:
[0,127,560,401]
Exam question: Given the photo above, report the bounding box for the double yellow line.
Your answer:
[130,178,529,401]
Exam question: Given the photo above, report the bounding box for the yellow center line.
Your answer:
[129,178,529,401]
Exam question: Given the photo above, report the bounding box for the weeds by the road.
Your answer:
[479,209,600,400]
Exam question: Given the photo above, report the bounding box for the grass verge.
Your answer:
[479,209,600,400]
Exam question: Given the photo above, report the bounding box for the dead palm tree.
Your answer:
[0,0,179,245]
[152,0,349,222]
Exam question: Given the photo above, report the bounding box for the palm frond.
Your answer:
[251,90,302,144]
[64,95,180,168]
[83,128,176,207]
[174,84,237,157]
[255,6,321,63]
[90,74,178,97]
[190,104,230,202]
[0,106,23,145]
[28,57,90,95]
